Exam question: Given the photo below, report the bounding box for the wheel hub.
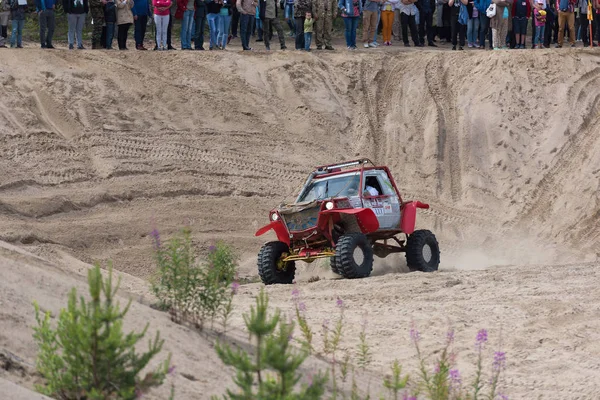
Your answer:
[422,244,432,263]
[353,246,364,265]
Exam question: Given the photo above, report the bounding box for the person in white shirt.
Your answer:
[365,185,379,196]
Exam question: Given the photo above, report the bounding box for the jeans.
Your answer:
[217,13,231,48]
[134,15,148,46]
[207,13,219,48]
[117,23,131,49]
[106,22,115,48]
[467,17,479,44]
[374,9,380,42]
[478,13,490,48]
[535,24,545,45]
[240,13,253,49]
[284,3,295,32]
[194,13,206,49]
[304,31,312,49]
[39,9,55,47]
[68,13,85,47]
[419,10,434,44]
[181,9,194,48]
[294,17,305,48]
[343,16,359,48]
[154,14,169,48]
[255,18,263,40]
[10,19,23,47]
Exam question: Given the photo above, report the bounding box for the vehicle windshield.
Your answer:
[297,173,360,203]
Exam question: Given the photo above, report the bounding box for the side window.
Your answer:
[364,175,384,196]
[377,172,396,196]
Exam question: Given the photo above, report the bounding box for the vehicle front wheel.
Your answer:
[335,233,374,279]
[330,255,341,275]
[258,241,296,285]
[405,230,440,272]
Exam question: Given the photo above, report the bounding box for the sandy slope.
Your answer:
[0,47,599,399]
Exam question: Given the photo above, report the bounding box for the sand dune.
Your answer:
[0,48,599,399]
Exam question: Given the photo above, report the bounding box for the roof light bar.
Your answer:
[316,159,374,172]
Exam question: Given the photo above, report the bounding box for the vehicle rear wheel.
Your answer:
[258,241,296,285]
[335,233,374,279]
[405,230,440,272]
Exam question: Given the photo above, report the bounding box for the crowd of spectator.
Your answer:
[0,0,597,50]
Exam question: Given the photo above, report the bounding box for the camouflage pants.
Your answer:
[314,10,333,47]
[90,6,104,48]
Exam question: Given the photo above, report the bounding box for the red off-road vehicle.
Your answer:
[255,159,440,284]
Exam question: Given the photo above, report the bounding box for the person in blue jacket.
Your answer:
[133,0,152,49]
[36,0,56,48]
[474,0,491,48]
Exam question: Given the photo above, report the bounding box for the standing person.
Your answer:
[284,0,294,34]
[237,0,255,49]
[512,0,530,47]
[36,0,56,48]
[164,0,176,48]
[475,0,490,47]
[105,0,117,48]
[206,0,221,49]
[381,0,397,45]
[363,0,381,47]
[533,1,546,46]
[466,0,479,47]
[490,0,512,49]
[133,0,151,49]
[399,0,421,46]
[179,0,194,49]
[254,3,263,40]
[153,0,170,49]
[294,0,312,49]
[449,0,466,49]
[64,0,88,49]
[338,0,361,49]
[116,0,133,49]
[313,0,336,49]
[193,0,206,49]
[9,0,26,48]
[1,0,11,47]
[393,0,402,39]
[556,0,575,46]
[90,0,105,48]
[260,0,287,49]
[418,0,436,45]
[230,1,239,37]
[217,0,233,48]
[303,9,313,48]
[578,0,590,45]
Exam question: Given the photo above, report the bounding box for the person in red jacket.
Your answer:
[153,0,171,49]
[512,0,531,47]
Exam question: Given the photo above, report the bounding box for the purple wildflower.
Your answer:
[149,228,161,249]
[336,297,343,308]
[322,319,330,329]
[446,328,455,345]
[493,351,506,370]
[410,326,420,343]
[298,302,307,312]
[449,369,461,389]
[168,365,176,375]
[402,393,417,400]
[476,329,488,350]
[291,287,300,302]
[433,364,441,374]
[306,372,313,387]
[497,394,509,400]
[136,388,143,399]
[208,245,216,253]
[231,282,240,295]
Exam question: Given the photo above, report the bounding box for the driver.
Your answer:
[365,185,379,196]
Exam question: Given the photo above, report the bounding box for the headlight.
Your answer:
[271,213,279,221]
[325,201,334,210]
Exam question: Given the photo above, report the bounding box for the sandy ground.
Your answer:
[0,46,600,399]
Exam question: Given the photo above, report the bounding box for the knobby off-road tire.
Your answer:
[258,241,296,285]
[405,230,440,272]
[330,255,341,275]
[335,233,374,279]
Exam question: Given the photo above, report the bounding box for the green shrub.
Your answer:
[213,289,327,400]
[32,263,171,400]
[150,227,238,330]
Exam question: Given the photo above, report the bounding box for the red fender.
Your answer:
[318,208,380,234]
[255,221,290,246]
[401,201,429,235]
